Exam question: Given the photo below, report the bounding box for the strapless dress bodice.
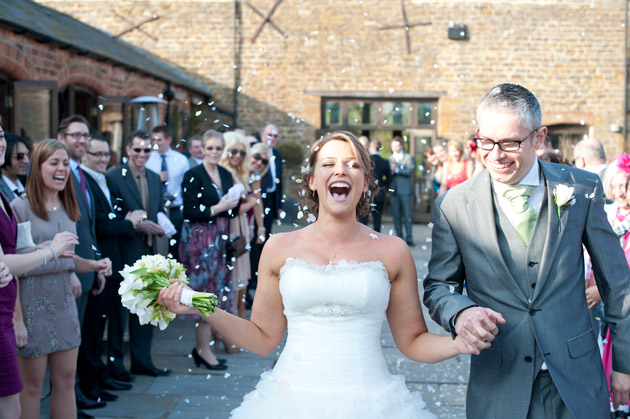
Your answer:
[230,258,435,419]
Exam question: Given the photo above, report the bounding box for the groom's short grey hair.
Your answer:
[477,83,542,132]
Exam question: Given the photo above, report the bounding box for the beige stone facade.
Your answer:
[39,0,628,157]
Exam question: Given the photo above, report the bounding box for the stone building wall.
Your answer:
[38,0,627,156]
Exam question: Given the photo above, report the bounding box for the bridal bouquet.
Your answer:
[119,254,218,330]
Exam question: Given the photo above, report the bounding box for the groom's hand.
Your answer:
[455,307,506,353]
[611,370,630,408]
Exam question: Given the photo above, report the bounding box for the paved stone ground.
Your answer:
[40,221,469,418]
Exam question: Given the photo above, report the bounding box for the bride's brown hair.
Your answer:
[301,131,376,218]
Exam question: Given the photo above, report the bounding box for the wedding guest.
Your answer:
[439,139,473,194]
[0,132,30,202]
[187,135,204,168]
[180,129,239,370]
[602,156,630,414]
[158,131,474,418]
[423,146,442,195]
[146,125,189,260]
[0,125,78,419]
[11,139,111,419]
[107,131,168,378]
[573,137,607,182]
[388,136,415,246]
[245,142,270,309]
[260,123,283,238]
[424,83,630,417]
[80,137,142,398]
[358,138,390,232]
[220,132,256,324]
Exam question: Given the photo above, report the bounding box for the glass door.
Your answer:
[408,129,436,222]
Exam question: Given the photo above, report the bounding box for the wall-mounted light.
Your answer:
[610,123,623,133]
[448,22,468,40]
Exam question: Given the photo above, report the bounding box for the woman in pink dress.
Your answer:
[602,155,630,412]
[439,139,473,195]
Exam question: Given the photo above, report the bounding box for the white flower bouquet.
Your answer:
[119,254,218,330]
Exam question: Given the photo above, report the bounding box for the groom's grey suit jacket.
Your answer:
[423,161,630,419]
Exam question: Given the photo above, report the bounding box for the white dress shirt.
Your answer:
[1,174,24,196]
[82,166,112,210]
[146,148,190,207]
[492,160,544,224]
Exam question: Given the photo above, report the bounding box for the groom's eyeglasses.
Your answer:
[474,128,539,152]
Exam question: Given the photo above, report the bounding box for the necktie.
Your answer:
[76,165,90,211]
[136,174,152,247]
[503,185,537,245]
[160,153,168,193]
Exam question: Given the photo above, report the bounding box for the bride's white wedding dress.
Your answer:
[230,258,436,419]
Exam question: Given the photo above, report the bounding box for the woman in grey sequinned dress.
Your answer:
[11,139,111,419]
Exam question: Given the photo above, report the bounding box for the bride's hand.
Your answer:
[454,335,479,356]
[157,280,198,315]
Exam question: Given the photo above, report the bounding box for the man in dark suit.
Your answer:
[81,136,144,395]
[388,136,415,246]
[107,131,169,377]
[58,115,107,413]
[359,138,390,232]
[424,83,630,418]
[260,123,284,238]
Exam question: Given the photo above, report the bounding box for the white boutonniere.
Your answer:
[553,184,576,232]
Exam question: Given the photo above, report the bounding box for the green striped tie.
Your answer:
[503,185,537,245]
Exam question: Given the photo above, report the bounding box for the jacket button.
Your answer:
[528,261,536,267]
[531,282,536,289]
[529,309,536,316]
[524,356,533,363]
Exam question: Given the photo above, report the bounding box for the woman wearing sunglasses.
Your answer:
[179,130,239,371]
[220,133,259,326]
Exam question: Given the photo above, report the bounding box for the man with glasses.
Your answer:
[79,136,147,400]
[57,114,106,414]
[146,125,189,261]
[0,132,30,201]
[107,131,169,378]
[424,83,630,418]
[260,123,284,238]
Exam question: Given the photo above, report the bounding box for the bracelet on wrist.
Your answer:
[46,245,58,260]
[36,249,47,265]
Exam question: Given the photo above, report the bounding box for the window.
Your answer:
[382,102,411,126]
[13,81,58,142]
[325,101,341,126]
[347,102,375,126]
[321,98,437,130]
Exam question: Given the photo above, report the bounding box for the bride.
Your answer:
[158,131,475,418]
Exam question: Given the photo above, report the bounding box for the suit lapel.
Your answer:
[466,172,529,303]
[533,162,570,300]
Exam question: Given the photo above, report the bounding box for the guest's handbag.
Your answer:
[227,235,248,259]
[16,221,36,251]
[227,214,248,259]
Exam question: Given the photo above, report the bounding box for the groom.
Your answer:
[423,83,630,418]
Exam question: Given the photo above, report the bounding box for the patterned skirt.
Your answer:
[178,218,234,318]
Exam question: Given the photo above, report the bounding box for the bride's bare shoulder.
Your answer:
[261,229,309,271]
[361,230,412,275]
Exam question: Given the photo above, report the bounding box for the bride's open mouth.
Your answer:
[328,181,351,202]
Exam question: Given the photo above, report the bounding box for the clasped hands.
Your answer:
[454,306,506,355]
